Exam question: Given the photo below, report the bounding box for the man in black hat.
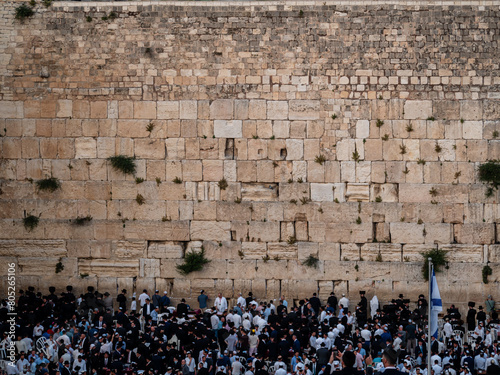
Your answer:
[467,302,476,332]
[476,305,486,326]
[117,289,127,311]
[359,291,367,311]
[327,292,338,314]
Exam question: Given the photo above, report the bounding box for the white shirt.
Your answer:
[73,359,86,374]
[232,360,243,375]
[232,314,242,328]
[443,322,453,337]
[237,296,246,308]
[215,296,228,313]
[138,292,150,307]
[339,297,349,310]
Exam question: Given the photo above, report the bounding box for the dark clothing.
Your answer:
[467,308,477,331]
[330,369,365,375]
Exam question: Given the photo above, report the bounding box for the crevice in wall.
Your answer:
[225,138,234,159]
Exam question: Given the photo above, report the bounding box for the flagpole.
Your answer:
[427,258,432,375]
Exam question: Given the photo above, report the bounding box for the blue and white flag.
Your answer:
[430,269,443,338]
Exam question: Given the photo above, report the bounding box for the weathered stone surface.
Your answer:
[190,221,231,241]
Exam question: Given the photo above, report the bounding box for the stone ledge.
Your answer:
[48,0,500,10]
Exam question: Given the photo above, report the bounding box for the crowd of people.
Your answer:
[0,286,499,375]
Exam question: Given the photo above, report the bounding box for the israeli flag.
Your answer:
[430,269,443,338]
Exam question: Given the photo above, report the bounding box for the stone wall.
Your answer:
[1,0,500,312]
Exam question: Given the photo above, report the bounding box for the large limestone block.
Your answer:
[454,224,495,245]
[404,100,432,119]
[361,243,402,262]
[0,240,67,257]
[286,139,304,160]
[255,258,290,279]
[113,240,147,258]
[462,121,483,139]
[356,120,370,139]
[249,222,280,242]
[249,100,266,120]
[241,242,267,260]
[370,184,398,202]
[460,100,483,120]
[125,221,190,241]
[318,243,340,261]
[267,242,298,260]
[424,223,452,244]
[345,183,369,202]
[179,100,197,119]
[439,244,483,263]
[340,243,360,261]
[390,223,425,244]
[190,221,231,241]
[241,183,278,201]
[325,222,373,243]
[210,99,233,119]
[288,100,320,120]
[140,258,160,278]
[157,101,179,119]
[488,245,500,263]
[75,138,97,159]
[135,139,165,159]
[298,242,319,261]
[0,101,23,118]
[267,101,288,120]
[311,183,334,202]
[78,259,139,277]
[214,120,242,138]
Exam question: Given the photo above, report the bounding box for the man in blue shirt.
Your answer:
[198,290,209,311]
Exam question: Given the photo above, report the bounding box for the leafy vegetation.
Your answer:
[36,177,61,192]
[218,178,228,190]
[176,249,210,275]
[55,258,64,274]
[315,155,326,165]
[23,215,39,232]
[479,160,500,197]
[73,216,93,226]
[482,265,493,284]
[421,248,448,281]
[15,3,34,20]
[302,255,319,269]
[108,155,136,175]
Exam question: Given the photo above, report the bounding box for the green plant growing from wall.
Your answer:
[55,258,64,273]
[135,177,144,184]
[352,149,361,162]
[421,248,448,281]
[218,178,228,190]
[381,134,389,141]
[136,194,145,205]
[73,216,92,226]
[108,155,136,175]
[406,124,414,133]
[482,264,492,284]
[478,160,500,197]
[287,236,297,245]
[23,215,39,232]
[302,255,319,269]
[176,249,210,275]
[376,119,384,128]
[331,114,337,120]
[15,3,35,20]
[315,155,326,165]
[146,122,155,133]
[173,177,182,184]
[36,177,61,192]
[375,252,383,262]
